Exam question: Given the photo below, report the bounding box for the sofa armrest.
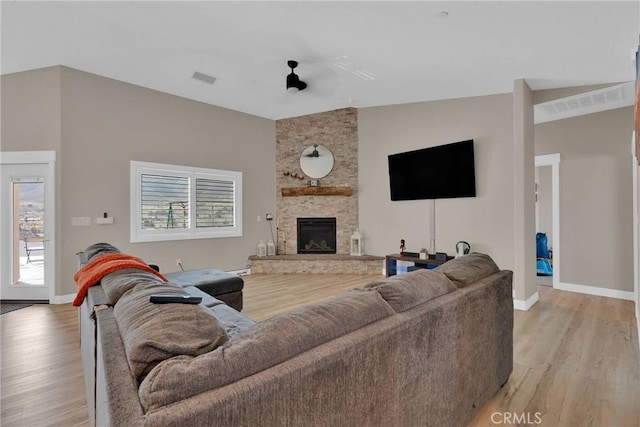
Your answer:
[95,309,145,426]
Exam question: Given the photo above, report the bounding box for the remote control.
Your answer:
[149,295,202,304]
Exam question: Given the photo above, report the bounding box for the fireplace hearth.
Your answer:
[297,217,337,254]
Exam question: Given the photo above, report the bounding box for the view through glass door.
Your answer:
[1,162,52,301]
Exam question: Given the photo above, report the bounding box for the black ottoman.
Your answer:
[165,268,244,311]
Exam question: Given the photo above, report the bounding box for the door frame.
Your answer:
[0,151,56,302]
[535,153,560,289]
[632,132,639,325]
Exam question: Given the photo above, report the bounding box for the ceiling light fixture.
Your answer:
[286,60,307,92]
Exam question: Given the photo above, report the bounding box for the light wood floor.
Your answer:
[1,302,90,426]
[1,275,638,427]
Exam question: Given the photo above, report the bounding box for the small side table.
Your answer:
[385,253,454,277]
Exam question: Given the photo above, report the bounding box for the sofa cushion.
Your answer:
[365,269,457,312]
[165,268,244,295]
[182,286,256,338]
[435,253,499,288]
[210,303,257,339]
[182,285,226,308]
[138,288,395,410]
[113,283,228,383]
[101,269,166,305]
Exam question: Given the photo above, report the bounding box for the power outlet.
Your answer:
[266,213,274,221]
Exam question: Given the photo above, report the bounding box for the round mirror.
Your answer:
[299,144,334,179]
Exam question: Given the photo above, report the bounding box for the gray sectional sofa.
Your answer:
[79,247,513,427]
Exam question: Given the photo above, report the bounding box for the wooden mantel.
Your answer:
[281,186,352,197]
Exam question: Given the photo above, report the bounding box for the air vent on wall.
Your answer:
[534,82,634,124]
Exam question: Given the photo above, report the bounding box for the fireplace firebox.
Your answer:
[297,217,337,254]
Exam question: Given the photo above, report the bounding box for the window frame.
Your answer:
[130,161,242,243]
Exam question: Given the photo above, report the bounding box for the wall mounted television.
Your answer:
[388,139,476,201]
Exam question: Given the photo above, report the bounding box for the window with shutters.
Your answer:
[130,161,242,242]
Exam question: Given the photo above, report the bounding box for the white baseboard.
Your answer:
[228,268,250,276]
[556,282,635,301]
[51,293,75,304]
[513,291,539,311]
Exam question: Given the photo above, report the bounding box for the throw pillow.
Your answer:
[435,252,499,288]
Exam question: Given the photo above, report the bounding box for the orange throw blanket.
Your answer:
[73,253,168,307]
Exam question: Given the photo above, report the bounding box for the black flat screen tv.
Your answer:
[388,139,476,201]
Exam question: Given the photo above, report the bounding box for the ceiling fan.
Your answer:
[286,60,307,92]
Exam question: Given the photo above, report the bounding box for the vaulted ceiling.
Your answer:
[2,1,638,120]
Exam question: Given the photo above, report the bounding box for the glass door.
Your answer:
[1,162,52,301]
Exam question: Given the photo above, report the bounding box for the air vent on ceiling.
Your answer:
[534,82,634,124]
[192,71,216,85]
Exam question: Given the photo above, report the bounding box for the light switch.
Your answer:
[71,217,91,226]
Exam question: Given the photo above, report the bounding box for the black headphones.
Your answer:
[456,241,470,254]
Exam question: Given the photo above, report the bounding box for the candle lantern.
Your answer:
[350,230,363,256]
[257,240,267,257]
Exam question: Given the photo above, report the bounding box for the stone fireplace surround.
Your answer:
[248,253,384,275]
[248,107,384,275]
[275,107,358,256]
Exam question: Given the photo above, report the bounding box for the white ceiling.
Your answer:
[2,1,639,120]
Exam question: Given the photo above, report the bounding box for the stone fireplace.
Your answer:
[248,107,384,274]
[297,218,337,254]
[275,108,358,255]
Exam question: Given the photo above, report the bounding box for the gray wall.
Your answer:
[3,67,632,297]
[513,79,537,302]
[1,66,64,292]
[358,94,516,272]
[535,105,634,291]
[2,66,275,296]
[358,86,634,294]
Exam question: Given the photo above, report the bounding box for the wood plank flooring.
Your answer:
[1,275,638,427]
[242,273,381,321]
[1,303,90,427]
[469,285,640,427]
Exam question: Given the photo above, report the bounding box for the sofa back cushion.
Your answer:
[435,253,499,288]
[113,283,228,383]
[138,288,395,410]
[365,269,457,312]
[101,269,166,305]
[83,242,121,261]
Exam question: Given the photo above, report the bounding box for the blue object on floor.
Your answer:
[536,258,553,276]
[536,232,550,259]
